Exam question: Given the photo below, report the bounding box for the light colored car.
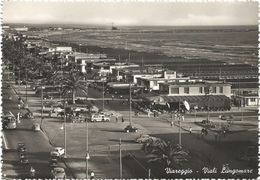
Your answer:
[54,147,65,156]
[136,135,156,143]
[53,107,64,113]
[50,151,60,158]
[51,167,65,179]
[20,157,29,164]
[32,123,40,131]
[50,147,65,158]
[90,113,110,122]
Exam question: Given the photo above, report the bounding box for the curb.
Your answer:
[11,85,76,179]
[2,133,9,150]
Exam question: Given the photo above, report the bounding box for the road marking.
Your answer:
[2,133,9,149]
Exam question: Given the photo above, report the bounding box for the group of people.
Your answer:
[115,114,124,123]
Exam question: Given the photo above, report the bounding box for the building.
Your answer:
[136,70,188,91]
[67,52,115,74]
[140,80,232,111]
[160,81,231,98]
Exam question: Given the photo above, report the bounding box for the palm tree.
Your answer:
[62,72,88,104]
[143,138,189,168]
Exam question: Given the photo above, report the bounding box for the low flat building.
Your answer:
[139,81,232,111]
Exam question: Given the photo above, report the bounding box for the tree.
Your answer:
[62,72,88,104]
[143,138,189,169]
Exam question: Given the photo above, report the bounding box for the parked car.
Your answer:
[32,123,40,131]
[53,107,64,113]
[90,113,110,122]
[124,125,138,133]
[50,151,60,158]
[219,114,234,120]
[20,157,29,164]
[49,158,59,168]
[54,147,65,156]
[51,167,66,179]
[20,153,27,159]
[136,134,156,143]
[17,143,26,152]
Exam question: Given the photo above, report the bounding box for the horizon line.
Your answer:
[3,22,258,27]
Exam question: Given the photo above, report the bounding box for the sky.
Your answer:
[3,1,258,26]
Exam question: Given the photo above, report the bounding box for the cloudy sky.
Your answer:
[3,1,258,26]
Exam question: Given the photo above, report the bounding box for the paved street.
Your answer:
[2,82,73,179]
[10,83,257,178]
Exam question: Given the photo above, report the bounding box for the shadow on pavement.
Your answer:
[109,139,135,143]
[101,129,124,133]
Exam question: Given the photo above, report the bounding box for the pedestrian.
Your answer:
[153,111,156,117]
[223,130,226,137]
[122,117,124,123]
[116,115,118,123]
[18,104,21,110]
[171,121,173,127]
[189,127,192,133]
[30,166,35,178]
[111,95,114,100]
[90,171,95,180]
[17,112,20,123]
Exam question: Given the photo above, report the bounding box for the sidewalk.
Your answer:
[14,85,134,179]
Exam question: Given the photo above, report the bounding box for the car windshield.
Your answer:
[56,169,65,173]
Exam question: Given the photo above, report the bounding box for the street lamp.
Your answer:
[194,105,198,122]
[86,152,90,179]
[40,86,45,127]
[64,101,68,158]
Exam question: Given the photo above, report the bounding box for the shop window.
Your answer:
[171,87,179,94]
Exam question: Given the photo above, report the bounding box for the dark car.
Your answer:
[219,114,234,120]
[17,143,26,152]
[20,157,29,164]
[49,158,59,168]
[124,125,138,133]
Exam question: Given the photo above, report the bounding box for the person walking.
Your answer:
[189,127,192,133]
[171,121,174,127]
[116,114,118,123]
[121,117,124,123]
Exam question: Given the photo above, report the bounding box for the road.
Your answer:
[2,83,71,179]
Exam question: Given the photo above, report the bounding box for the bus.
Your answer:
[3,111,17,130]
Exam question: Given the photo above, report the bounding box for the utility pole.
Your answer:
[178,102,182,147]
[64,101,67,158]
[18,69,21,94]
[86,121,89,179]
[119,138,122,179]
[102,80,105,111]
[129,82,132,126]
[41,85,44,127]
[25,68,28,103]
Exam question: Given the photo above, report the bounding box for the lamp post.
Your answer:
[194,105,198,122]
[25,68,28,103]
[18,69,21,94]
[64,101,68,158]
[102,79,105,111]
[206,86,212,123]
[40,86,45,127]
[119,138,122,179]
[129,82,132,126]
[86,119,89,179]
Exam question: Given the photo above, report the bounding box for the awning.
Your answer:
[142,95,230,108]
